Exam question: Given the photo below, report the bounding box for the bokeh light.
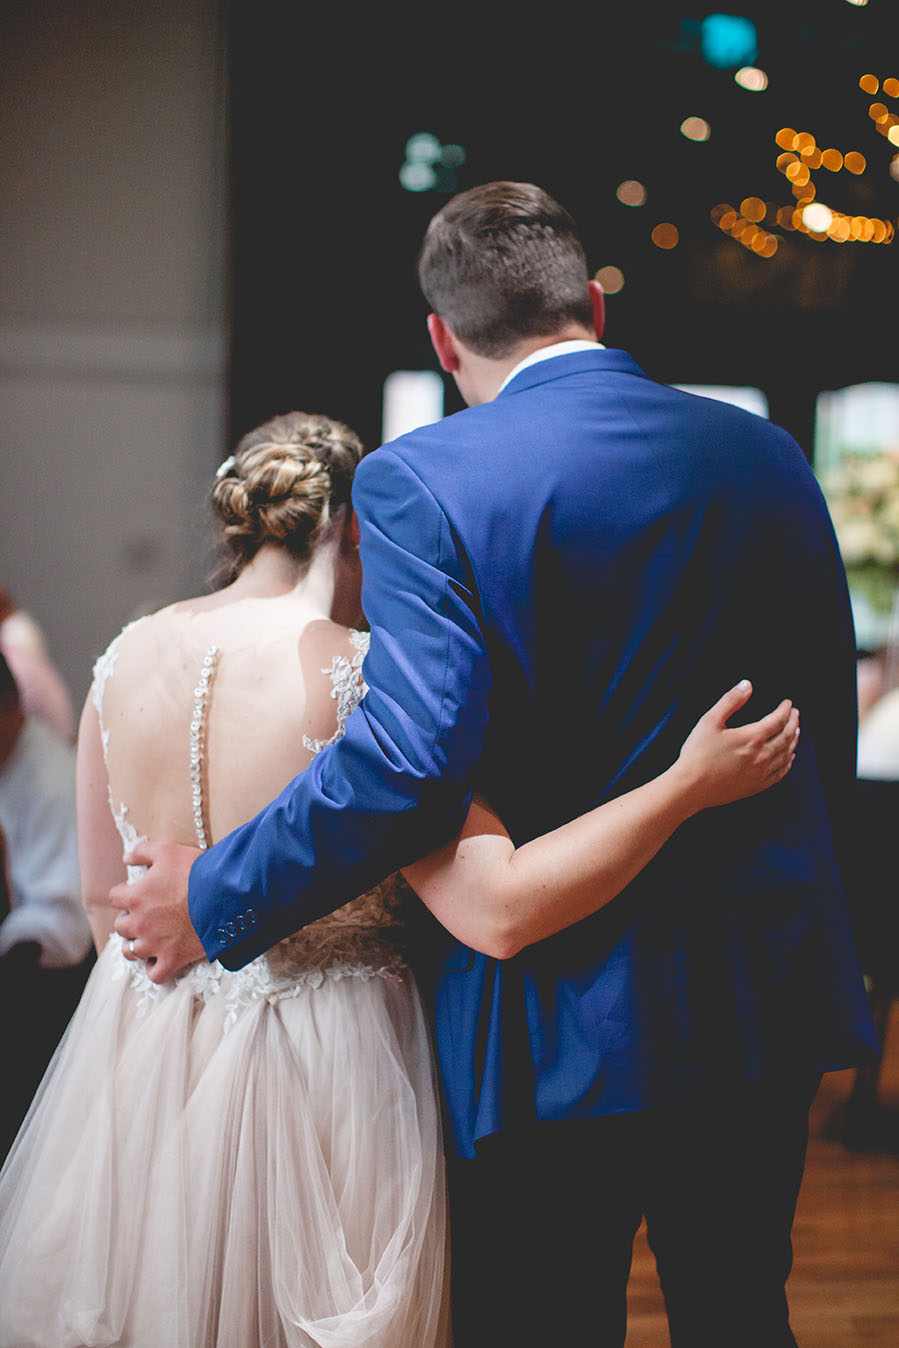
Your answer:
[594,266,625,294]
[680,116,711,142]
[700,14,757,69]
[399,162,436,192]
[803,203,834,233]
[844,151,867,174]
[616,180,647,207]
[859,74,879,94]
[440,144,466,168]
[405,132,441,163]
[651,223,679,249]
[734,67,768,92]
[740,197,766,222]
[399,132,466,194]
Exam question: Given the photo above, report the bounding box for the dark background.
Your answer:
[227,1,897,456]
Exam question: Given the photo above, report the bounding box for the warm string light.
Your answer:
[712,196,893,248]
[773,127,869,222]
[710,203,780,256]
[863,73,899,143]
[622,73,896,263]
[710,79,898,255]
[773,116,894,242]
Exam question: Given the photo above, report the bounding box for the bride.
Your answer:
[0,412,798,1347]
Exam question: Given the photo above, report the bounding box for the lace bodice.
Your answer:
[92,620,412,1023]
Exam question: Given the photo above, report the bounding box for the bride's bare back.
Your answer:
[98,596,362,853]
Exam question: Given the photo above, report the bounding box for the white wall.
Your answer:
[0,0,228,712]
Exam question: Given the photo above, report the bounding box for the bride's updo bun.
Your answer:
[212,411,364,574]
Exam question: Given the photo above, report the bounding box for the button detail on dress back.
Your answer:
[190,645,219,850]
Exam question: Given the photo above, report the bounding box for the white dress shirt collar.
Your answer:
[497,339,605,395]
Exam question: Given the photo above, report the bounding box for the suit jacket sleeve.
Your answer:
[188,447,491,968]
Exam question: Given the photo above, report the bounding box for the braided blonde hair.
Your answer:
[212,411,364,577]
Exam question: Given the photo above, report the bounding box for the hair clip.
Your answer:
[215,455,237,479]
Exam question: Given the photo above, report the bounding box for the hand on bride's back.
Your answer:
[674,680,800,815]
[109,840,204,983]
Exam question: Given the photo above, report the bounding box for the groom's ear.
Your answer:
[427,313,461,373]
[587,279,606,341]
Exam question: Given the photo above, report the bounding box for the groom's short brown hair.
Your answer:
[417,182,593,359]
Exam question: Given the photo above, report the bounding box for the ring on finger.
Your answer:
[128,937,137,957]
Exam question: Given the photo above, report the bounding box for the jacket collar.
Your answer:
[496,347,647,397]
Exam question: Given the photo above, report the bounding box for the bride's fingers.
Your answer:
[770,704,800,744]
[766,729,799,780]
[749,698,794,743]
[769,707,800,752]
[750,706,799,761]
[708,679,754,727]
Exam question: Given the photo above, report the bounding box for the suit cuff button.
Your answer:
[247,908,259,926]
[216,927,229,945]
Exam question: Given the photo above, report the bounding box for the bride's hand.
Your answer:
[673,680,799,814]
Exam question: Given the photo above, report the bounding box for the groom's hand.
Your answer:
[110,840,205,984]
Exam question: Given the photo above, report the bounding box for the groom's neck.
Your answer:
[458,325,597,406]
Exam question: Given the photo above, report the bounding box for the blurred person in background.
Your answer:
[0,653,92,1156]
[0,585,75,742]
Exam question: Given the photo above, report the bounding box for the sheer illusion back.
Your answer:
[93,603,411,1005]
[94,604,366,856]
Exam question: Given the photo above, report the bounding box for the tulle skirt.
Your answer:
[0,937,449,1347]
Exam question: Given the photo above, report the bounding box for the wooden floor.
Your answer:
[625,1005,899,1346]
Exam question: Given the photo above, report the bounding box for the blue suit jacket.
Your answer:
[190,349,878,1157]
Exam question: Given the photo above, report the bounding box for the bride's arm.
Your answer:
[402,681,799,959]
[76,696,127,952]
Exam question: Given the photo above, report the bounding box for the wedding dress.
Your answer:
[0,614,448,1348]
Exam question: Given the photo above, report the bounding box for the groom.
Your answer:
[115,182,877,1346]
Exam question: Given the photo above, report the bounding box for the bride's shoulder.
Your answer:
[90,602,191,697]
[297,618,369,668]
[93,601,179,662]
[92,611,150,679]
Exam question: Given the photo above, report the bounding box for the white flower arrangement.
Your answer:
[819,450,899,628]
